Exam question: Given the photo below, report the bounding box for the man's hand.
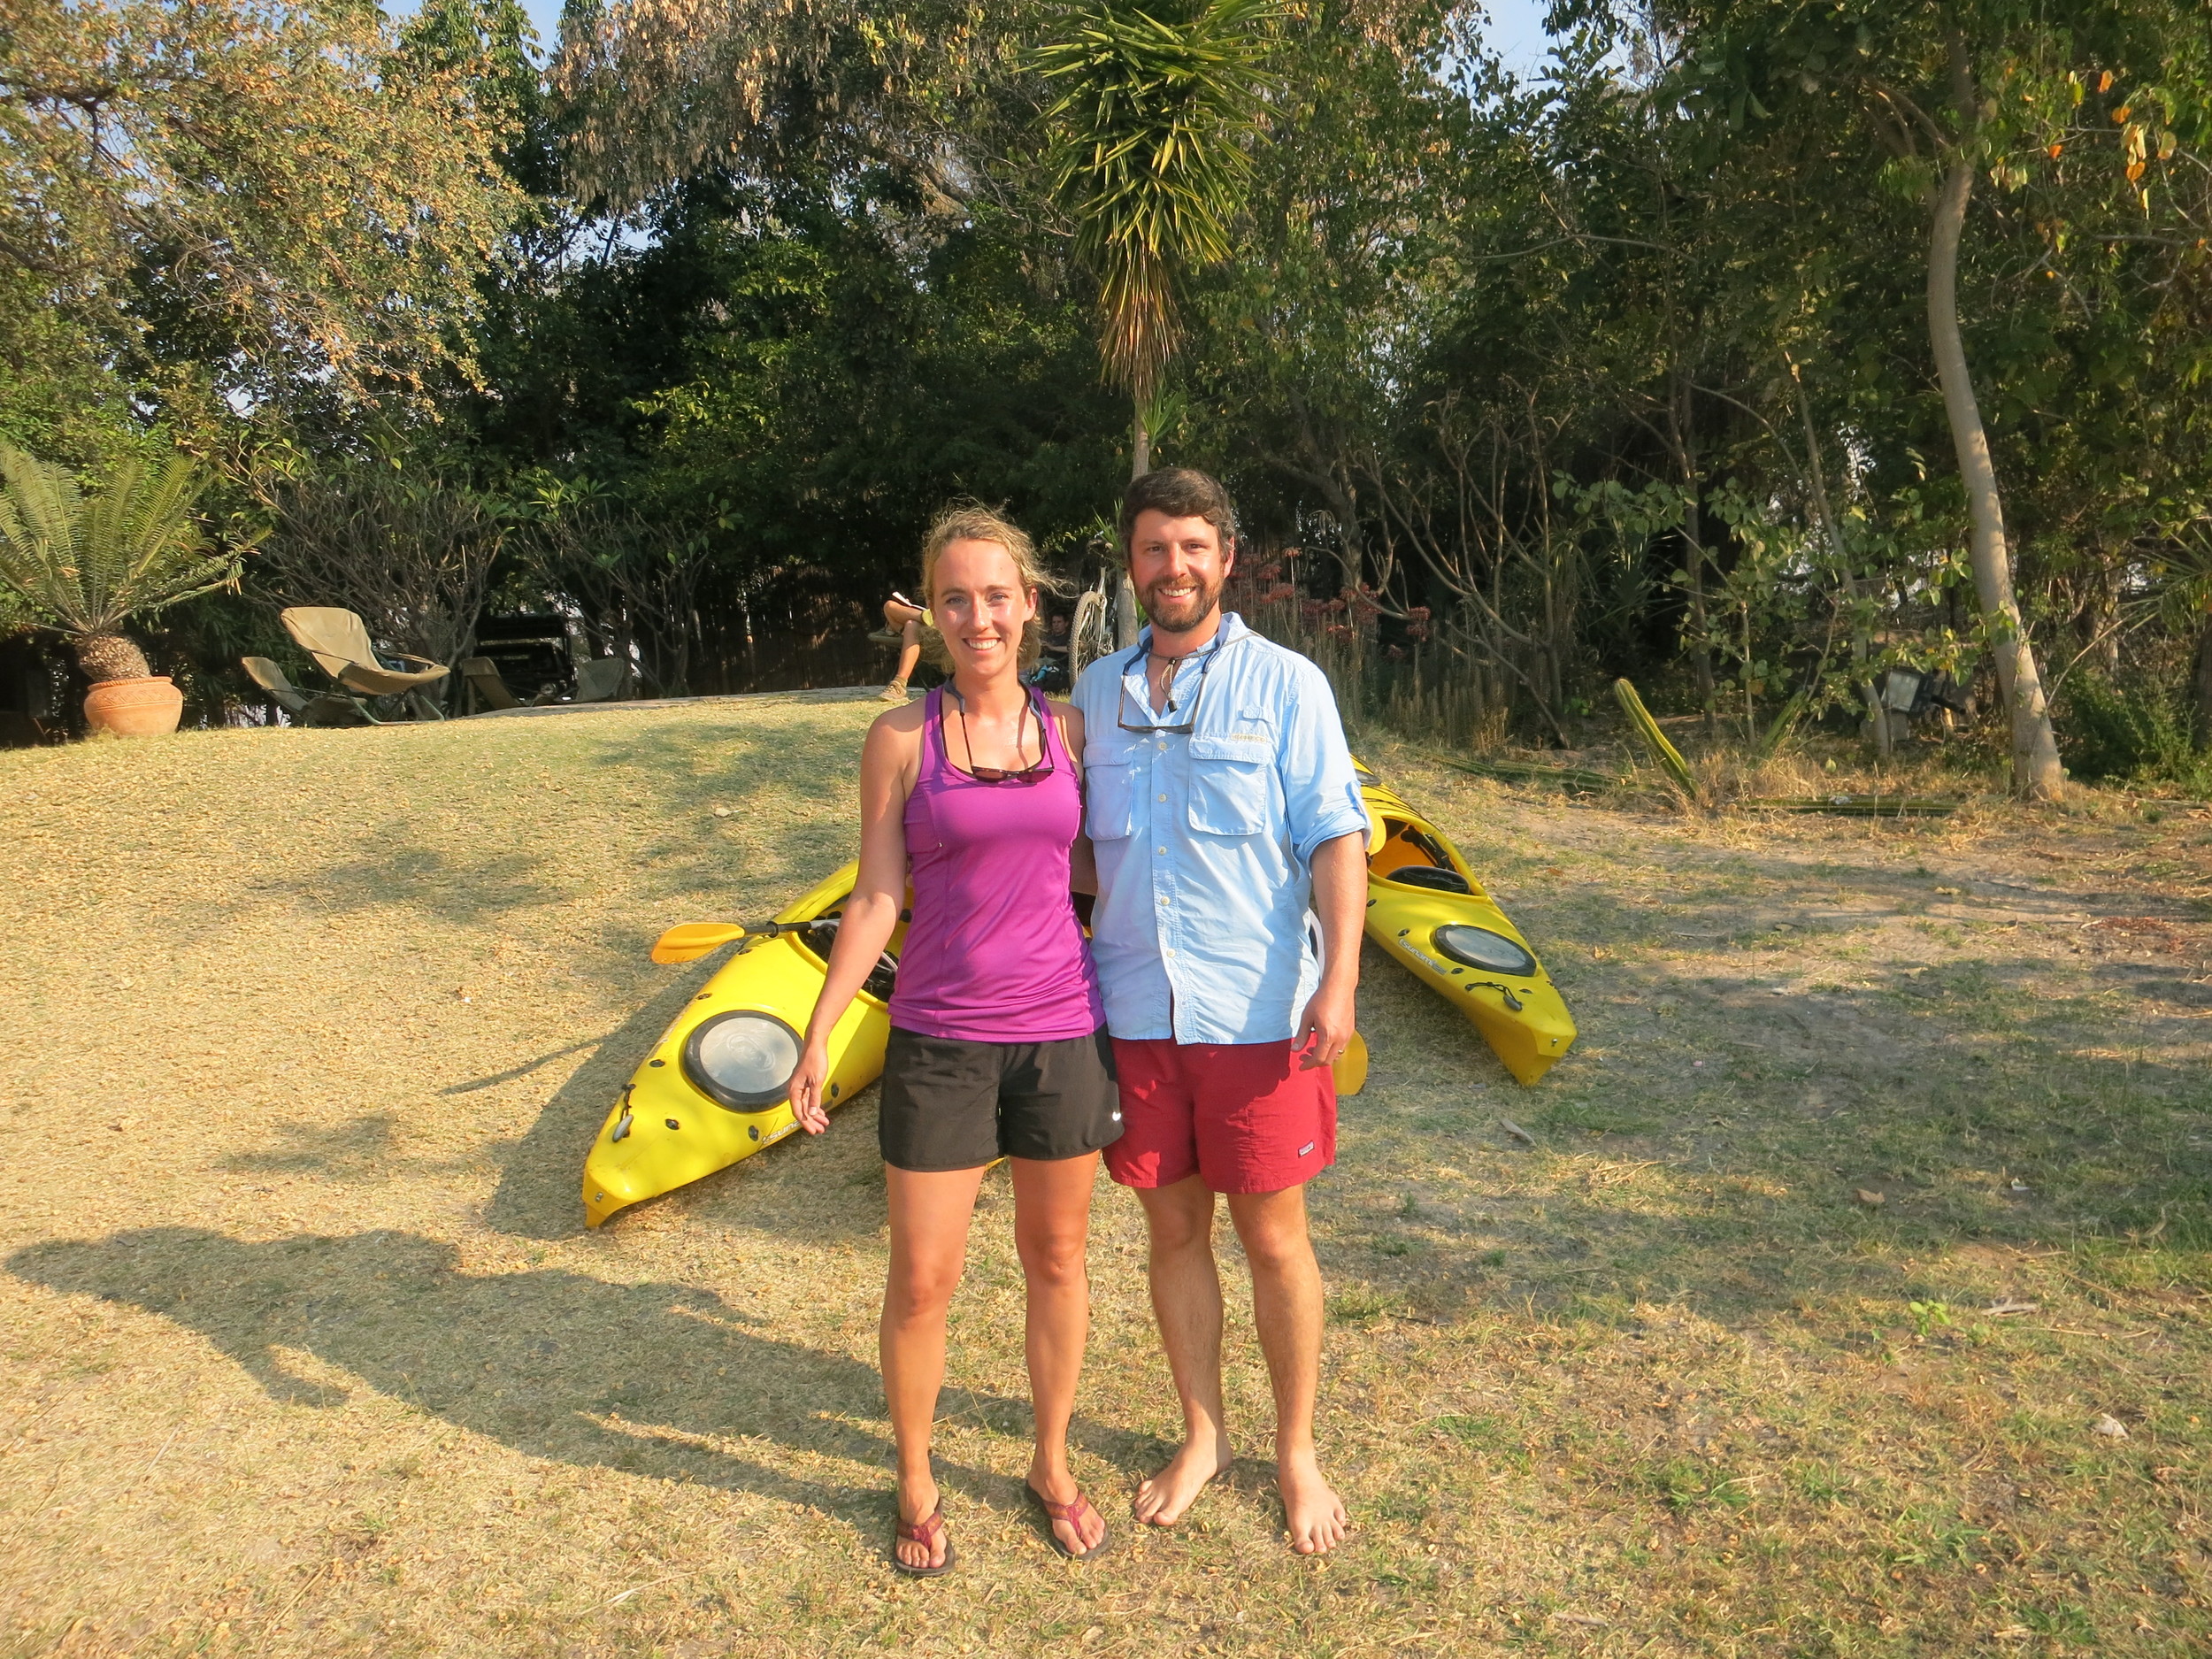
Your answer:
[1298,830,1365,1069]
[1296,977,1357,1070]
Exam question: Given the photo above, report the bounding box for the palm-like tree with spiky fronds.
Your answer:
[0,446,242,681]
[1035,0,1275,478]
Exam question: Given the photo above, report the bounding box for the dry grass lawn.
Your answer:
[2,697,2208,1657]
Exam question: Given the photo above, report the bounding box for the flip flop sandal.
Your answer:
[1028,1486,1112,1562]
[891,1502,956,1577]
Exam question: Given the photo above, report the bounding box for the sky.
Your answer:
[511,0,1563,78]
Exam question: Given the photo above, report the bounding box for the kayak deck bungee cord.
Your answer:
[1355,761,1578,1084]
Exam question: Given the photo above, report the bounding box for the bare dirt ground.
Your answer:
[1,701,2207,1656]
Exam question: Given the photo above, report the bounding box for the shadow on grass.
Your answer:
[219,1114,480,1182]
[8,1228,1087,1541]
[269,842,561,926]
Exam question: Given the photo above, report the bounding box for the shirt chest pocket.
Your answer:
[1187,731,1275,836]
[1082,749,1139,841]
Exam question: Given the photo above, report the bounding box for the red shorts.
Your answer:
[1103,1038,1337,1194]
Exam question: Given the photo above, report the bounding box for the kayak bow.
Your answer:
[581,862,895,1228]
[1357,763,1578,1084]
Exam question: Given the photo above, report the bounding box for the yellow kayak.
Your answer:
[1357,763,1577,1084]
[583,861,1373,1228]
[581,862,896,1228]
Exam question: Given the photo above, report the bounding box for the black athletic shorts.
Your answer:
[878,1025,1122,1172]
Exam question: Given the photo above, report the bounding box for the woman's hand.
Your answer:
[788,1038,833,1133]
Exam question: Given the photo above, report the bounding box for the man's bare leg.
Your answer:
[1132,1175,1234,1525]
[1226,1185,1348,1555]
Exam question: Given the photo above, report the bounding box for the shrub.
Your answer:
[2058,672,2210,791]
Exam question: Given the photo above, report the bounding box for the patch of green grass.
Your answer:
[1647,1455,1755,1513]
[1536,1095,1658,1135]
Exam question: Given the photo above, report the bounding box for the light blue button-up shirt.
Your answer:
[1071,612,1368,1045]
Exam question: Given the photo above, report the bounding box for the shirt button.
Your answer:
[1157,793,1167,802]
[1157,848,1167,855]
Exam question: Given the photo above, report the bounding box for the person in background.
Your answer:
[1071,465,1368,1555]
[793,506,1121,1574]
[871,593,928,702]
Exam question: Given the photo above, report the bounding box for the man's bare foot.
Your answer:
[1279,1449,1348,1555]
[895,1477,948,1571]
[1133,1432,1233,1527]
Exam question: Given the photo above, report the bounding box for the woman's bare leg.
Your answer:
[882,1164,987,1568]
[1011,1153,1106,1553]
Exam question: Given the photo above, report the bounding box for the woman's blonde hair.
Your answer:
[918,503,1068,672]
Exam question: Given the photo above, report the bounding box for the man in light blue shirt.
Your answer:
[1072,467,1369,1555]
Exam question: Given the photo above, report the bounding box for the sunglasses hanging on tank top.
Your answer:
[946,687,1055,784]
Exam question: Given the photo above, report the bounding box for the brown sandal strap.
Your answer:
[896,1505,945,1546]
[1038,1490,1094,1526]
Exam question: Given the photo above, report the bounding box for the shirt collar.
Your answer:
[1130,610,1250,669]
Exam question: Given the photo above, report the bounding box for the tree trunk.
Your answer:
[1926,58,2065,799]
[1132,401,1149,480]
[74,632,150,682]
[2193,614,2212,751]
[1666,369,1716,733]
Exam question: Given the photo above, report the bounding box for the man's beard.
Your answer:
[1141,570,1225,637]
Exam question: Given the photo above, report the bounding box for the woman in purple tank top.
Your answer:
[789,505,1118,1575]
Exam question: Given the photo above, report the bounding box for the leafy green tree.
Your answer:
[1667,0,2212,795]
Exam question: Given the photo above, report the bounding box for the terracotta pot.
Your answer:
[83,675,184,738]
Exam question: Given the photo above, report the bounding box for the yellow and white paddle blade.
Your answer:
[1332,1029,1371,1098]
[649,922,747,964]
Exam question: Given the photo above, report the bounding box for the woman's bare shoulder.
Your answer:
[868,699,928,741]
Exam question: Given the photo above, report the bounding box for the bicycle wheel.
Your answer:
[1070,588,1111,682]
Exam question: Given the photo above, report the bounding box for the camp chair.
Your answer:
[458,655,565,714]
[459,656,522,712]
[573,657,631,703]
[240,656,373,726]
[280,606,449,720]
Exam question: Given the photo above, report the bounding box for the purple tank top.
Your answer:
[889,687,1104,1042]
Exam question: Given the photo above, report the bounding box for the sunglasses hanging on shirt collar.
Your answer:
[1117,634,1226,735]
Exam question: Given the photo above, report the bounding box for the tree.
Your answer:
[1035,0,1276,477]
[257,471,506,673]
[0,0,526,431]
[1669,2,2099,794]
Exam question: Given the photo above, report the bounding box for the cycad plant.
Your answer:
[0,445,241,681]
[1035,0,1275,477]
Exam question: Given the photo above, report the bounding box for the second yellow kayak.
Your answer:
[1357,763,1578,1084]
